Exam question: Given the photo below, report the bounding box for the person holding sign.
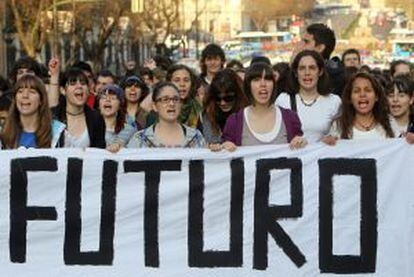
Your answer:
[0,74,65,149]
[127,82,205,148]
[202,68,248,150]
[51,67,106,148]
[322,72,395,144]
[221,62,306,151]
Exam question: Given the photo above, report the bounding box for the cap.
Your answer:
[99,84,124,102]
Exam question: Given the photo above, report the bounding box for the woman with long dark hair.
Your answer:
[166,64,202,128]
[386,75,414,136]
[322,72,394,144]
[202,69,248,149]
[1,74,65,148]
[221,62,305,151]
[276,50,341,143]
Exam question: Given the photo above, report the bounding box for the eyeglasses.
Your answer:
[155,96,182,105]
[68,78,88,86]
[215,95,236,103]
[99,93,119,101]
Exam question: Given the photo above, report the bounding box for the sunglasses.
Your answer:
[68,78,88,86]
[215,95,236,103]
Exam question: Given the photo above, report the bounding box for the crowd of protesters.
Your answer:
[0,22,413,152]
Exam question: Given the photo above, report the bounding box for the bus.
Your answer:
[234,31,292,51]
[391,39,414,62]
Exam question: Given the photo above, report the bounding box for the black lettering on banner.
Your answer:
[253,158,306,270]
[188,159,244,267]
[319,158,377,273]
[123,160,182,267]
[10,157,58,263]
[64,159,118,265]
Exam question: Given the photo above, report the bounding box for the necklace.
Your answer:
[298,94,318,107]
[355,119,376,131]
[66,110,84,116]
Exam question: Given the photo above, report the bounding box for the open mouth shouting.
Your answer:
[354,99,374,114]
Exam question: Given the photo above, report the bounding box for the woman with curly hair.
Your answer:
[166,64,202,128]
[201,68,248,149]
[1,74,65,149]
[323,72,394,144]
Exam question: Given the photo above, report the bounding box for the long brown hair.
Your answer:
[339,72,394,139]
[204,69,247,134]
[289,50,330,95]
[1,74,52,148]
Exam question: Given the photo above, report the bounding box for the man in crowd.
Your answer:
[342,48,361,69]
[293,23,345,96]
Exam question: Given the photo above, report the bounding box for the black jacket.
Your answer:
[52,102,106,148]
[326,56,346,97]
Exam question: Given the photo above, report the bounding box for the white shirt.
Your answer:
[64,129,90,148]
[329,121,391,140]
[244,106,281,142]
[276,93,341,143]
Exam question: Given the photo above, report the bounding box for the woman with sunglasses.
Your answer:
[221,62,305,151]
[202,69,248,150]
[121,75,151,130]
[276,50,341,143]
[322,72,394,144]
[127,82,205,148]
[166,64,202,128]
[97,84,136,153]
[52,67,106,148]
[1,74,65,149]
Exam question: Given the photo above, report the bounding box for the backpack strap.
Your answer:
[289,93,297,112]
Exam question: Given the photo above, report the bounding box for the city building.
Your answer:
[179,0,242,43]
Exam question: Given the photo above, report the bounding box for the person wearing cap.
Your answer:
[121,75,152,130]
[97,84,136,153]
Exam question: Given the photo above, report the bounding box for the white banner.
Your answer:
[0,140,413,276]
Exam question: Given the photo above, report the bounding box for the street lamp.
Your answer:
[2,24,16,75]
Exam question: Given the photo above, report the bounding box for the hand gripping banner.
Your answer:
[0,139,413,276]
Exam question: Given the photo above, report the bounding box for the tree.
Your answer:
[70,0,126,71]
[129,0,181,50]
[243,0,315,31]
[7,0,49,59]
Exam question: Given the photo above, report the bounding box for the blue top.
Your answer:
[19,132,37,148]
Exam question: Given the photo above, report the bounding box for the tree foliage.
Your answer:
[6,0,182,69]
[7,0,49,59]
[129,0,181,46]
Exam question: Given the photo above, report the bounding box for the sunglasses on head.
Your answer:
[125,80,140,87]
[216,95,236,103]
